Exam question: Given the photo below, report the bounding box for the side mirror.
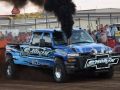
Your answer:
[40,39,45,47]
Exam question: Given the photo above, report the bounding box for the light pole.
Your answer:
[43,9,48,28]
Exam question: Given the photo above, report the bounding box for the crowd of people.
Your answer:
[0,24,119,48]
[88,24,119,48]
[0,31,31,48]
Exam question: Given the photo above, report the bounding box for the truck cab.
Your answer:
[5,28,120,82]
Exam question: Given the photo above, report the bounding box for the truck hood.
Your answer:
[55,43,111,54]
[69,43,110,54]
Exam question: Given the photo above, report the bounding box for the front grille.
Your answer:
[96,54,109,59]
[80,53,109,59]
[76,54,110,69]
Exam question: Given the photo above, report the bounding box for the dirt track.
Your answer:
[0,68,120,90]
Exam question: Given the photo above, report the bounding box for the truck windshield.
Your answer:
[53,30,94,46]
[71,30,94,44]
[53,31,67,45]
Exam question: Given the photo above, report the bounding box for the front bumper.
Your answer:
[65,53,120,73]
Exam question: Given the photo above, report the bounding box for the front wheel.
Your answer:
[53,60,67,83]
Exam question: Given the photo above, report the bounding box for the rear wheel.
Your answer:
[53,59,67,83]
[4,56,16,79]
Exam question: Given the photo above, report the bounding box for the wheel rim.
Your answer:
[55,66,62,79]
[7,65,12,76]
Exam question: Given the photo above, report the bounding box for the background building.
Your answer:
[1,8,120,32]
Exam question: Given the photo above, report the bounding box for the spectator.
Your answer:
[104,24,112,37]
[0,32,4,40]
[110,25,118,37]
[99,27,107,45]
[96,29,101,43]
[6,32,13,42]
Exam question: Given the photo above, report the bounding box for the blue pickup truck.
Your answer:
[5,28,120,82]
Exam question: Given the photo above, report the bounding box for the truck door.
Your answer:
[20,32,43,66]
[38,32,54,67]
[25,32,54,67]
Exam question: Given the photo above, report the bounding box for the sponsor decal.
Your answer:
[24,60,50,66]
[21,47,54,57]
[85,54,119,69]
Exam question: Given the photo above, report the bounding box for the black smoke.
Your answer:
[5,0,76,39]
[44,0,76,38]
[30,0,44,7]
[5,0,28,8]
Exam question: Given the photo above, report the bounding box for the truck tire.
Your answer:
[53,59,67,83]
[4,56,16,79]
[97,67,114,79]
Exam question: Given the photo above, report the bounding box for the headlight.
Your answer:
[67,54,79,63]
[67,53,79,57]
[67,58,76,63]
